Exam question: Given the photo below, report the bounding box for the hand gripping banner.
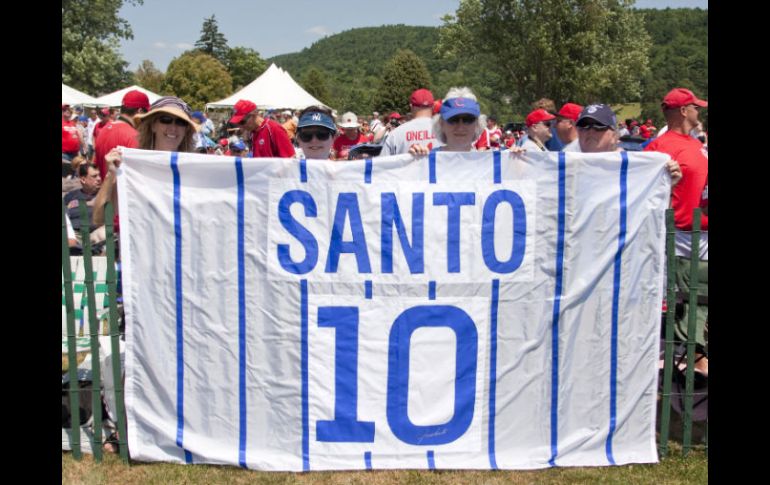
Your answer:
[118,148,671,470]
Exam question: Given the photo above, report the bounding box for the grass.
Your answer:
[63,444,706,485]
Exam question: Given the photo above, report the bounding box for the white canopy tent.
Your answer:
[94,85,162,107]
[206,64,331,111]
[62,83,106,107]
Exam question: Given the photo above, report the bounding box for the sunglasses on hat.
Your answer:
[297,129,333,143]
[158,115,188,127]
[447,115,477,125]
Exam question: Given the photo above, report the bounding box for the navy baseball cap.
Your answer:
[576,104,617,129]
[297,111,336,132]
[440,97,480,120]
[230,140,246,151]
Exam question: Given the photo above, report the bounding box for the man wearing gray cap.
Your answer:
[563,104,621,153]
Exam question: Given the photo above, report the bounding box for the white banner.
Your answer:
[120,148,670,470]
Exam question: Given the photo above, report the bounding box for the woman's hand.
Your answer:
[105,148,123,175]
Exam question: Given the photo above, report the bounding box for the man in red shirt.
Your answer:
[644,87,708,377]
[229,100,295,158]
[62,104,82,160]
[332,112,367,160]
[93,91,150,179]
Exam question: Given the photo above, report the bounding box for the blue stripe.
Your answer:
[427,450,435,469]
[429,151,436,183]
[365,280,372,299]
[301,279,310,471]
[236,158,248,469]
[365,157,372,184]
[493,150,501,184]
[605,152,628,464]
[548,152,567,467]
[171,153,192,463]
[300,157,307,183]
[488,279,500,469]
[428,280,436,300]
[364,451,372,470]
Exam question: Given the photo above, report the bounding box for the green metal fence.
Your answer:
[62,200,128,463]
[61,204,706,463]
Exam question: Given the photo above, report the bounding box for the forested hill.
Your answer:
[268,9,707,119]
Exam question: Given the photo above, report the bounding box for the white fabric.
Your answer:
[207,64,331,110]
[62,83,106,107]
[93,85,162,107]
[119,148,670,470]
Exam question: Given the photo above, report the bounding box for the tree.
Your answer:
[134,60,165,93]
[225,47,267,91]
[437,0,651,111]
[195,14,229,64]
[62,0,142,94]
[373,49,432,114]
[301,68,331,105]
[161,51,233,111]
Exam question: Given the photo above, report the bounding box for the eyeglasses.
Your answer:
[446,115,477,125]
[297,130,333,143]
[577,123,613,132]
[157,115,189,127]
[538,121,553,128]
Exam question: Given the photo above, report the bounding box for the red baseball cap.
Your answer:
[433,99,442,115]
[122,90,151,110]
[62,104,71,111]
[410,88,434,108]
[229,100,258,124]
[661,88,708,109]
[389,112,402,120]
[100,108,111,116]
[526,108,556,127]
[219,138,229,147]
[556,103,583,122]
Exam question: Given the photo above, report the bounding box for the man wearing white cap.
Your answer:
[332,112,366,160]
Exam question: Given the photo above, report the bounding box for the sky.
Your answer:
[117,0,708,72]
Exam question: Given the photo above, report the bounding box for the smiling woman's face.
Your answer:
[297,127,334,160]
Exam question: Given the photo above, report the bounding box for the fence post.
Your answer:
[79,201,103,462]
[62,202,81,459]
[682,208,702,455]
[659,209,677,456]
[104,202,129,462]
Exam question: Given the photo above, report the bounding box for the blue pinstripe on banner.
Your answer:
[365,157,372,184]
[171,152,192,463]
[493,150,501,184]
[605,152,629,464]
[548,152,567,467]
[300,157,307,183]
[236,157,248,468]
[429,150,436,183]
[301,279,309,471]
[427,450,435,469]
[488,279,500,469]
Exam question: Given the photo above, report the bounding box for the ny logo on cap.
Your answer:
[312,114,321,121]
[587,105,599,113]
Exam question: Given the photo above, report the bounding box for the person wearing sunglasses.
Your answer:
[294,106,337,160]
[93,96,199,228]
[428,87,485,152]
[519,108,556,152]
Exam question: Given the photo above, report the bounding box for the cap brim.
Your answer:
[694,99,708,108]
[577,116,614,129]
